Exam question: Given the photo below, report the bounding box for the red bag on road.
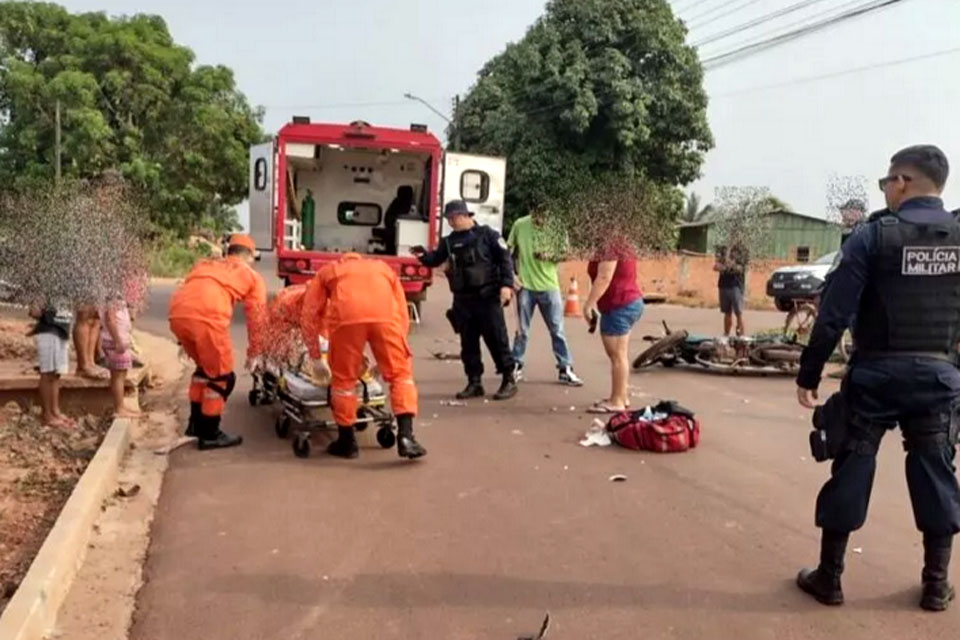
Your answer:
[605,401,701,453]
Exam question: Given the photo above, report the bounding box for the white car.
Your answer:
[766,251,838,311]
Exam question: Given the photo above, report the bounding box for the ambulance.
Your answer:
[248,118,506,311]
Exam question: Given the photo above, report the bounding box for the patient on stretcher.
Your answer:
[256,285,382,396]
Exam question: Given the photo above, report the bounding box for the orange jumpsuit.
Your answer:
[169,256,267,419]
[300,253,416,427]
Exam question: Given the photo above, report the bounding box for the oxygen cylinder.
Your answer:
[301,190,316,250]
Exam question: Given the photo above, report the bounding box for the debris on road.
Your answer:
[430,351,460,361]
[517,612,551,640]
[511,429,524,436]
[114,484,141,499]
[609,474,628,482]
[579,420,612,447]
[853,547,863,555]
[440,400,467,407]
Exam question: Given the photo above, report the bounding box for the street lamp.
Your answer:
[403,92,460,150]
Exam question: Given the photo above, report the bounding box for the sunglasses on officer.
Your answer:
[878,174,913,191]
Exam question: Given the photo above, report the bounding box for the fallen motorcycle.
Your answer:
[631,321,803,375]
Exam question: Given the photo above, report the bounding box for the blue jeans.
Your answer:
[511,289,573,369]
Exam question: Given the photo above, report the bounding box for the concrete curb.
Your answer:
[0,417,132,640]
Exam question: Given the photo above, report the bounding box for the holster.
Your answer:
[810,391,849,462]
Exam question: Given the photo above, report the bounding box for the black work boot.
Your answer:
[797,530,848,606]
[196,416,243,451]
[492,371,518,401]
[396,414,427,459]
[327,426,359,459]
[921,534,956,612]
[456,377,485,400]
[185,402,201,437]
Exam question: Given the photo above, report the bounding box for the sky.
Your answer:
[58,0,960,226]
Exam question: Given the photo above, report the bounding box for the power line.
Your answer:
[702,0,910,69]
[711,44,960,97]
[674,0,721,13]
[698,0,867,52]
[711,45,960,97]
[692,0,833,47]
[687,0,765,29]
[263,101,411,110]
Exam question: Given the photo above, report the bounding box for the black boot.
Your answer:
[456,377,485,400]
[493,371,518,401]
[921,534,956,612]
[396,414,426,459]
[196,415,243,451]
[797,530,848,606]
[327,426,359,459]
[185,402,201,437]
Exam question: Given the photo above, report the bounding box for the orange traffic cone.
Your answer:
[564,277,581,317]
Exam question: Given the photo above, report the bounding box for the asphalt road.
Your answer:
[131,255,960,639]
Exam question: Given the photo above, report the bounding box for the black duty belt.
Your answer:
[855,350,957,363]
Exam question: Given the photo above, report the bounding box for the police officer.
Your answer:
[412,200,518,400]
[796,145,960,611]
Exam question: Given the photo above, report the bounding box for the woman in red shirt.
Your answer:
[584,247,644,413]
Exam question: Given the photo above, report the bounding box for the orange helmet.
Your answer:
[228,233,256,253]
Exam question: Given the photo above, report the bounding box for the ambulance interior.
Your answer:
[282,143,433,257]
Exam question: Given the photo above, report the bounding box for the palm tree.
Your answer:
[682,192,713,223]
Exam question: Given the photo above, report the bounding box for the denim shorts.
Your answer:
[600,298,645,337]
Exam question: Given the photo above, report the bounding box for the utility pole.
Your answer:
[453,95,461,152]
[54,99,61,185]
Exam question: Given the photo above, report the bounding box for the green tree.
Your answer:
[0,2,263,235]
[450,0,712,223]
[682,191,713,222]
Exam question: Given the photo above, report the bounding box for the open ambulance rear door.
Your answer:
[441,152,506,237]
[248,140,276,251]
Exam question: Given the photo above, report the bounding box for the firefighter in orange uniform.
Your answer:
[301,253,426,459]
[169,234,267,450]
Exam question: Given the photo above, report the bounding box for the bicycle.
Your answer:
[781,297,854,363]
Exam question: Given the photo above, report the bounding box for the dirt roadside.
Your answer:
[0,318,112,612]
[48,330,185,640]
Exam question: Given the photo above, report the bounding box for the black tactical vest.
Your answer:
[446,228,498,296]
[855,215,960,355]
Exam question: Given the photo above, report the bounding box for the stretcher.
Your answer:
[249,360,396,458]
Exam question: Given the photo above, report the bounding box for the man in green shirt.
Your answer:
[507,211,583,386]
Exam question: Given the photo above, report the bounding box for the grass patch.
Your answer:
[148,235,211,278]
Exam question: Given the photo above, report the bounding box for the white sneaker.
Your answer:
[558,367,584,387]
[514,363,524,382]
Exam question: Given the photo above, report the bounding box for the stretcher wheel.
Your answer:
[275,416,291,439]
[248,389,261,406]
[293,433,311,458]
[376,426,396,449]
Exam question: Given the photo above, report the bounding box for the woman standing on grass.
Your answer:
[583,244,644,414]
